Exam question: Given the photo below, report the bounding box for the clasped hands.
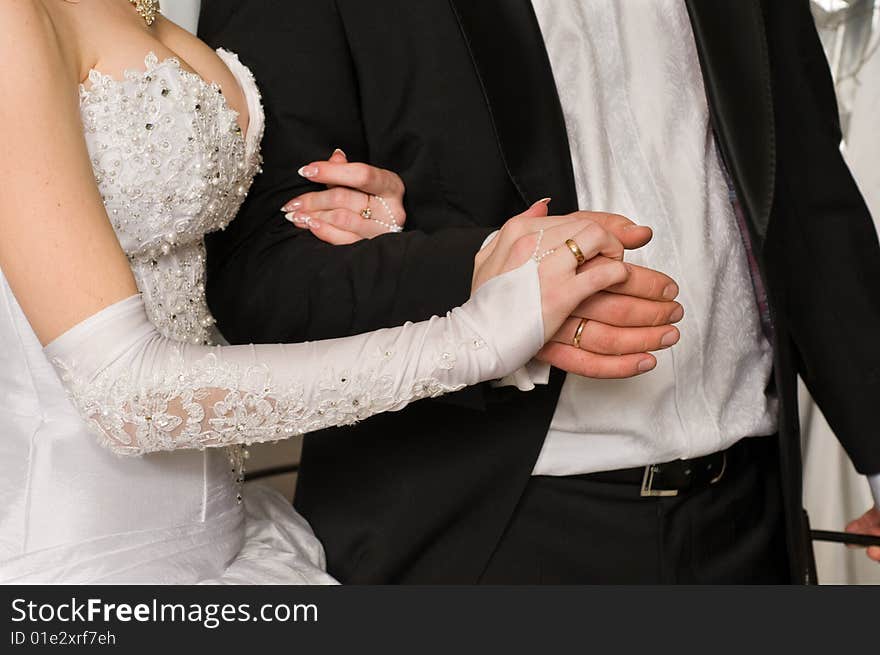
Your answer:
[283,151,682,380]
[471,199,681,379]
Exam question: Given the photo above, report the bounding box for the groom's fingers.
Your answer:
[537,342,657,378]
[601,262,679,300]
[553,317,680,354]
[573,291,684,327]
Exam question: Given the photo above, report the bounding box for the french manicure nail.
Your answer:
[662,283,679,300]
[285,212,302,224]
[282,200,302,213]
[332,148,347,158]
[298,166,319,178]
[638,359,656,373]
[660,331,678,347]
[670,306,684,322]
[538,197,552,205]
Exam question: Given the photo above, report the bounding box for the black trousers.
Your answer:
[479,437,790,584]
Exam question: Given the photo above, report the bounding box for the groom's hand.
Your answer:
[475,207,682,379]
[538,259,683,378]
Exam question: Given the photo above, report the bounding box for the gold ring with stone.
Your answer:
[572,318,588,349]
[564,239,587,266]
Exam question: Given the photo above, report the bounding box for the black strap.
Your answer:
[811,530,880,548]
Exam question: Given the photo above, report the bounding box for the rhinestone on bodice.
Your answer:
[79,52,262,344]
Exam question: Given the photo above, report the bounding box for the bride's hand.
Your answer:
[282,149,407,245]
[474,202,679,378]
[475,200,632,344]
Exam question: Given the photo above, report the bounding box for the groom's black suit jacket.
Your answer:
[200,0,880,584]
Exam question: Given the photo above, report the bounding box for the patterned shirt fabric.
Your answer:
[523,0,778,475]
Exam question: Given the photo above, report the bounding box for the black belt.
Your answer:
[581,442,742,497]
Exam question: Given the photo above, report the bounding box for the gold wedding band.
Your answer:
[360,194,373,220]
[572,318,588,349]
[564,239,587,266]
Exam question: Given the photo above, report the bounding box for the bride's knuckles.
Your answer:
[576,221,624,261]
[586,212,653,250]
[307,220,361,245]
[508,232,542,267]
[319,208,361,232]
[571,258,629,296]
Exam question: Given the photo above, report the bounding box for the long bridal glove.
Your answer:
[44,261,543,456]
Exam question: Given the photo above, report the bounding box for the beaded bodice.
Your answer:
[79,51,263,345]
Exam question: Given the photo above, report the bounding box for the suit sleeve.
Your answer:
[199,1,493,349]
[765,0,880,475]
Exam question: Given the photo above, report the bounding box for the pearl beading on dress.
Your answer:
[79,52,262,345]
[78,51,264,498]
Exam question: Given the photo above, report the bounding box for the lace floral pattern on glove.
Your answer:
[51,346,467,457]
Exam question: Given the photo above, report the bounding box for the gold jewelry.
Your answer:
[360,194,373,220]
[129,0,160,27]
[572,319,588,349]
[564,239,587,266]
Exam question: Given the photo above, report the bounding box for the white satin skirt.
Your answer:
[0,269,336,586]
[0,483,337,585]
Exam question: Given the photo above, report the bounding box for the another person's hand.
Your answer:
[282,149,407,244]
[474,204,682,379]
[845,506,880,562]
[537,260,683,378]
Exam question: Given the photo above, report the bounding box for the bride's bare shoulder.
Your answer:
[0,0,82,85]
[0,0,55,38]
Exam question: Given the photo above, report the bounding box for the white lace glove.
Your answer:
[44,261,543,456]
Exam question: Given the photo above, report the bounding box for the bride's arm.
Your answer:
[0,5,629,455]
[43,269,544,455]
[0,2,142,344]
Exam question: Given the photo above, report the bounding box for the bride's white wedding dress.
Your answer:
[0,51,543,584]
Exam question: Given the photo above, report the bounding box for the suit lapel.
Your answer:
[451,0,775,240]
[449,0,579,213]
[685,0,776,242]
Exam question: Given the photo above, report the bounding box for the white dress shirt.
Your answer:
[524,0,778,476]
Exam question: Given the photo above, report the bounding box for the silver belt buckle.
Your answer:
[639,453,728,498]
[640,464,679,497]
